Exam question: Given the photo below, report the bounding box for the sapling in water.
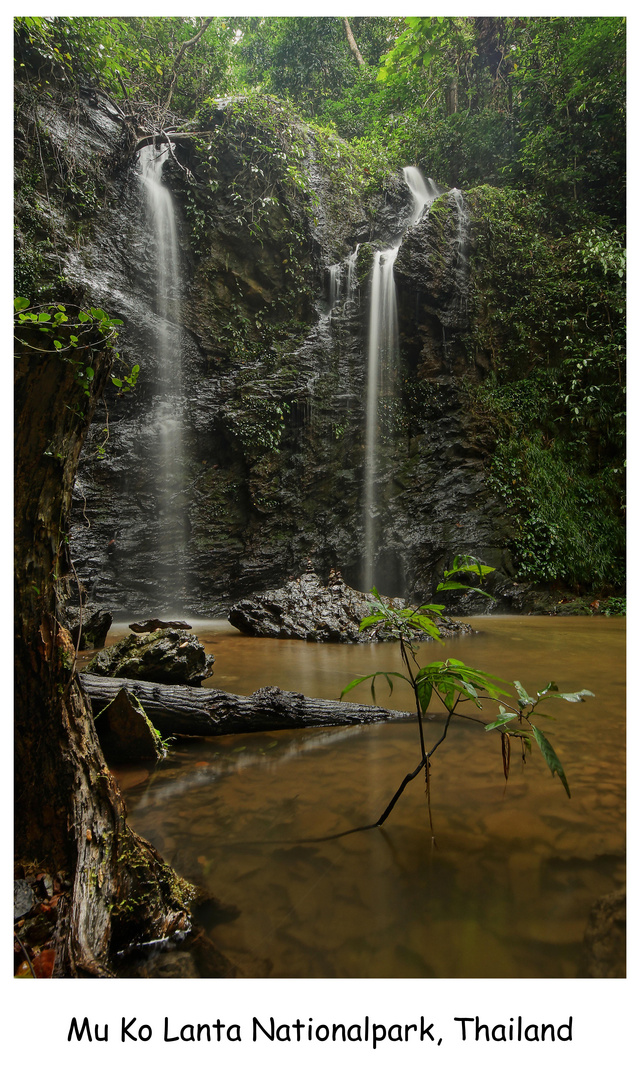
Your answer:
[340,556,593,836]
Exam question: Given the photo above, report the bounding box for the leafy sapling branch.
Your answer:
[340,557,593,837]
[14,297,138,399]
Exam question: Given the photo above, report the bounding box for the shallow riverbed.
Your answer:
[112,616,625,978]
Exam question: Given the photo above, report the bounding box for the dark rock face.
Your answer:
[66,607,113,651]
[17,88,525,616]
[228,569,473,643]
[85,629,214,686]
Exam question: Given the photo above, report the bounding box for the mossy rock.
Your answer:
[94,688,165,764]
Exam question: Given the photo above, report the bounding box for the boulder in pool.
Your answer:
[228,569,472,643]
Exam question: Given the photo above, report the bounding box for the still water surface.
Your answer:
[115,616,625,978]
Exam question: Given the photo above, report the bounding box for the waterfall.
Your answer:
[345,244,360,308]
[363,245,399,592]
[361,166,440,593]
[137,142,187,612]
[448,188,470,320]
[403,166,441,225]
[328,263,342,311]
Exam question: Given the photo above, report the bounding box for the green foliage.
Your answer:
[229,394,292,456]
[232,16,395,116]
[503,17,625,222]
[460,184,625,590]
[488,435,624,587]
[436,554,495,598]
[13,298,138,403]
[341,568,593,820]
[15,16,236,116]
[599,596,626,617]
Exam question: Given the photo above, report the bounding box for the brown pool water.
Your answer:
[114,616,625,978]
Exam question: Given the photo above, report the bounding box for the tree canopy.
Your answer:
[15,14,625,224]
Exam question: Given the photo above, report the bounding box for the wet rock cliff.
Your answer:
[17,85,524,618]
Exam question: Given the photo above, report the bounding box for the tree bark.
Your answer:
[343,17,365,66]
[446,76,459,115]
[80,673,411,737]
[14,326,193,976]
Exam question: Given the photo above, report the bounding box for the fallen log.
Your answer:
[79,673,411,738]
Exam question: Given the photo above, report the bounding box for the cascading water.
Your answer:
[137,142,187,612]
[403,166,441,225]
[363,246,399,591]
[361,167,440,592]
[448,188,470,319]
[327,263,342,311]
[345,244,360,309]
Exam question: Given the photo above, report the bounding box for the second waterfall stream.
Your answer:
[362,166,441,592]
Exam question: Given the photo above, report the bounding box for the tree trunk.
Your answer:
[343,17,365,67]
[80,673,411,737]
[446,76,459,115]
[14,327,193,976]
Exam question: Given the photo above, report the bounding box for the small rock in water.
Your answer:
[580,888,626,978]
[134,949,201,979]
[129,618,192,633]
[86,628,213,685]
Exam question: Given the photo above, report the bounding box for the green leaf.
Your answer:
[531,724,571,797]
[417,679,433,715]
[411,614,441,639]
[514,680,536,706]
[485,717,514,731]
[436,581,494,600]
[77,310,90,323]
[546,689,595,703]
[38,312,51,322]
[341,669,412,702]
[14,297,30,311]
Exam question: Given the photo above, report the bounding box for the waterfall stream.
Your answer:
[138,142,187,612]
[327,263,341,311]
[362,167,441,592]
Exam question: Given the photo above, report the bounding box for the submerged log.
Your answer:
[80,673,411,738]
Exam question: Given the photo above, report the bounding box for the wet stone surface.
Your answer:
[86,628,214,686]
[228,569,473,642]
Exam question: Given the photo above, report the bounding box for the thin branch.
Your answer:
[159,128,194,182]
[162,17,213,113]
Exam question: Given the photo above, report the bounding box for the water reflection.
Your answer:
[117,616,625,978]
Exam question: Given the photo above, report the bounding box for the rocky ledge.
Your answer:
[228,569,473,643]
